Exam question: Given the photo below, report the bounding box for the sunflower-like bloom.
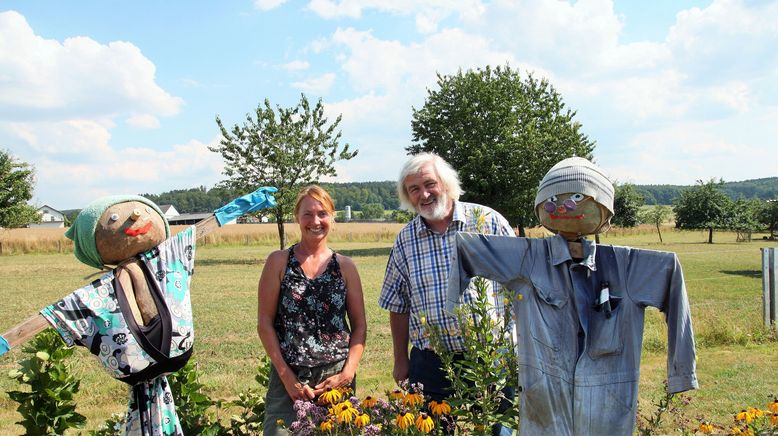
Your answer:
[361,395,378,409]
[749,407,764,418]
[319,387,343,405]
[319,419,334,431]
[403,392,424,407]
[769,399,778,413]
[396,412,414,430]
[429,400,452,415]
[415,412,435,433]
[698,421,714,433]
[389,389,405,401]
[354,413,370,428]
[332,401,357,424]
[735,409,754,423]
[769,412,778,426]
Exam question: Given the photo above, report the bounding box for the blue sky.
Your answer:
[1,0,776,209]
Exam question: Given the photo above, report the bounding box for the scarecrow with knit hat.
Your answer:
[0,188,276,435]
[446,157,698,435]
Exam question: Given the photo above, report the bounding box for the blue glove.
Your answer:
[214,187,278,226]
[0,335,9,357]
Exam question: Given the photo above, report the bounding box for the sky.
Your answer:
[1,0,777,210]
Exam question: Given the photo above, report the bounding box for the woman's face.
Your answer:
[296,196,332,241]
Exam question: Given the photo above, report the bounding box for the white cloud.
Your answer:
[254,0,288,11]
[291,72,336,95]
[279,60,310,71]
[0,119,114,154]
[126,114,161,129]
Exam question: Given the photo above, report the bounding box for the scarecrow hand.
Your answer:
[214,187,278,226]
[0,335,9,357]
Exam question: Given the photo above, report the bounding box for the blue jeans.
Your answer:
[409,347,515,436]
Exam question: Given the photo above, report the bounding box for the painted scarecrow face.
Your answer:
[537,192,611,237]
[95,201,167,265]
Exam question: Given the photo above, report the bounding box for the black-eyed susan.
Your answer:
[415,412,435,433]
[361,395,378,409]
[735,409,754,423]
[319,419,334,431]
[319,387,342,405]
[354,413,370,428]
[396,412,414,430]
[748,407,764,418]
[333,401,357,424]
[769,412,778,426]
[275,418,285,427]
[389,388,405,401]
[429,400,452,415]
[698,421,714,433]
[403,391,424,407]
[769,399,778,413]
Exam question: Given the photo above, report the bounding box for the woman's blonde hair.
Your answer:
[293,185,336,222]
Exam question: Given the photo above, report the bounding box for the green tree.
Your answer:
[0,150,40,228]
[759,200,778,239]
[211,94,357,248]
[673,179,732,244]
[612,182,645,228]
[723,198,763,242]
[361,202,385,220]
[408,64,595,236]
[639,205,673,243]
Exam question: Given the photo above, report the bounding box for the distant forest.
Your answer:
[127,177,778,214]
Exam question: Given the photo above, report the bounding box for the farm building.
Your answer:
[29,205,65,228]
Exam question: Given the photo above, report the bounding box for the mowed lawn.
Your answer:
[0,224,777,433]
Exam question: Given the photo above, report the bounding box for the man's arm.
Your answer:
[389,311,411,384]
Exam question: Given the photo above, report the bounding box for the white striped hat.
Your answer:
[534,157,614,217]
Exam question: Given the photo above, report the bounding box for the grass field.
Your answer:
[1,223,777,433]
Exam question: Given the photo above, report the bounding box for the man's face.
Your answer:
[404,162,451,221]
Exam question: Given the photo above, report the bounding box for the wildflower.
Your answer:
[415,412,435,433]
[389,388,405,401]
[516,293,523,301]
[275,418,285,427]
[429,400,452,415]
[35,351,50,361]
[354,413,370,428]
[361,395,378,409]
[319,419,334,431]
[333,401,357,424]
[769,412,778,426]
[319,387,342,405]
[698,421,714,433]
[769,399,778,413]
[396,412,414,430]
[749,407,764,418]
[420,315,427,326]
[403,391,424,407]
[735,409,754,423]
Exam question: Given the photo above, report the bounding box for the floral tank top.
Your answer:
[275,245,351,367]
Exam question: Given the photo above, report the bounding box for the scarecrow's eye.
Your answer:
[547,196,557,203]
[570,193,585,202]
[145,207,152,213]
[109,213,119,221]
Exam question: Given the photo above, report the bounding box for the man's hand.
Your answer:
[393,356,409,385]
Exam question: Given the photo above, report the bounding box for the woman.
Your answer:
[257,185,367,435]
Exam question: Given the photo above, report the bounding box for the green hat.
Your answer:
[65,195,170,269]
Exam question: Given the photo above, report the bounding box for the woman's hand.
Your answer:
[313,371,353,396]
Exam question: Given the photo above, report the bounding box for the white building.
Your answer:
[158,204,180,220]
[30,205,65,228]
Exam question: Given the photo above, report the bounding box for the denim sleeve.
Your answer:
[446,233,528,313]
[626,249,698,393]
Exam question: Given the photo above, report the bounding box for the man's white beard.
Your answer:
[418,191,450,221]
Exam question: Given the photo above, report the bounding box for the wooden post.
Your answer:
[763,247,777,330]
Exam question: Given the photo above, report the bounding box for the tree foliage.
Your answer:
[211,94,357,248]
[639,205,674,243]
[360,203,385,220]
[408,65,595,235]
[0,150,40,228]
[612,183,645,228]
[673,179,732,243]
[759,200,778,238]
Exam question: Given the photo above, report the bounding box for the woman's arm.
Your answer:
[257,250,315,401]
[314,254,367,394]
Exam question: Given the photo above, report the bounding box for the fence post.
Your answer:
[762,247,777,330]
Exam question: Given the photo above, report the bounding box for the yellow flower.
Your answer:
[396,412,414,430]
[516,293,524,301]
[361,395,378,409]
[275,418,285,427]
[429,400,452,415]
[333,401,357,424]
[420,315,427,326]
[354,413,370,428]
[749,407,764,418]
[735,409,754,423]
[769,399,778,413]
[319,387,342,405]
[319,419,334,431]
[769,412,778,426]
[339,385,353,396]
[698,421,714,433]
[389,389,405,401]
[403,392,424,407]
[415,412,435,433]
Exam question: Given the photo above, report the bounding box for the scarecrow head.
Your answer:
[534,157,614,240]
[65,195,170,269]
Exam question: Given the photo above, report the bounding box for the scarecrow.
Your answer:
[0,187,277,435]
[446,157,698,435]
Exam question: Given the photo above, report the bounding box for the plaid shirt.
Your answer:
[378,201,515,352]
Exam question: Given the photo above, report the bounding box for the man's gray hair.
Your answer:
[397,152,463,212]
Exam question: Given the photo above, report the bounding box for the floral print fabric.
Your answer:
[275,245,350,367]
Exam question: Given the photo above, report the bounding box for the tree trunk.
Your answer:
[517,225,526,237]
[656,224,664,243]
[276,214,286,249]
[707,227,714,244]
